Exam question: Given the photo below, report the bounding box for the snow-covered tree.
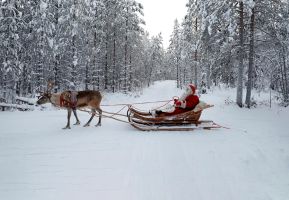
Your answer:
[166,0,289,107]
[146,33,164,87]
[167,19,182,88]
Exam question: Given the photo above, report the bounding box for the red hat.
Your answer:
[188,84,196,94]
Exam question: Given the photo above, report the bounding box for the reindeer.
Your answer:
[36,82,102,129]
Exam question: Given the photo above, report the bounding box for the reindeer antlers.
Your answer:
[47,81,54,93]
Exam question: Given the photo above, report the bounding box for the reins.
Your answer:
[100,99,173,107]
[78,107,130,124]
[77,99,173,124]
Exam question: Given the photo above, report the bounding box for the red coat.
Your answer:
[167,94,199,116]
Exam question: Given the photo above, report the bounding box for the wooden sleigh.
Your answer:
[127,101,222,131]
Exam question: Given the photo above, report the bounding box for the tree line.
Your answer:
[0,0,165,103]
[1,0,288,108]
[167,0,289,107]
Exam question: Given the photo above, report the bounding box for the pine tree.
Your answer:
[245,0,255,108]
[168,19,182,88]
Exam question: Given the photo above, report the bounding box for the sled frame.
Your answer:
[127,105,221,131]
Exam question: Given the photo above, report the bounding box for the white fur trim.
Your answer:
[180,100,186,108]
[193,101,209,112]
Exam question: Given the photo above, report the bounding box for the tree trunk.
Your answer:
[281,47,289,102]
[183,66,186,86]
[148,57,154,87]
[129,54,132,92]
[206,64,211,90]
[54,54,59,92]
[53,0,59,92]
[72,0,77,86]
[245,5,255,108]
[177,57,180,88]
[72,34,77,85]
[194,17,198,88]
[205,49,211,89]
[85,63,89,90]
[236,1,245,107]
[104,38,108,90]
[194,50,198,88]
[92,14,98,90]
[112,31,116,93]
[124,6,128,93]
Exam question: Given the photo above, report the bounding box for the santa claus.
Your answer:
[153,84,199,116]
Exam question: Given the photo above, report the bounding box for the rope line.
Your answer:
[102,110,128,117]
[106,105,128,118]
[101,113,130,124]
[101,99,172,107]
[63,103,228,130]
[150,100,172,111]
[67,100,229,130]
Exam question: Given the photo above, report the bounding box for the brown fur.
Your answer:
[37,90,102,129]
[75,91,102,108]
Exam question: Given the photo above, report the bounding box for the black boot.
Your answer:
[155,110,163,115]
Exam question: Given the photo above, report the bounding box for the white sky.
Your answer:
[137,0,188,49]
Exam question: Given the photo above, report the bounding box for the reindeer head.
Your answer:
[36,93,52,105]
[36,81,54,105]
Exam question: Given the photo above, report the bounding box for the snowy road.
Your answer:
[1,81,289,200]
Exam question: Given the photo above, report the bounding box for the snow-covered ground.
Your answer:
[0,81,289,200]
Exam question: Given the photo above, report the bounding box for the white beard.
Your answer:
[158,88,192,113]
[180,88,192,101]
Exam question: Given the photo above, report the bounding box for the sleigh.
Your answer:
[127,101,222,131]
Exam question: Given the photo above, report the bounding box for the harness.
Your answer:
[60,91,77,108]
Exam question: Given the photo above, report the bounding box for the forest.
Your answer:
[0,0,289,108]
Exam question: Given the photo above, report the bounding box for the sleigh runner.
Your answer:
[127,101,222,131]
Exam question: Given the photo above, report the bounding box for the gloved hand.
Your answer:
[174,100,182,107]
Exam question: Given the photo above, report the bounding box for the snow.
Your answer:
[244,0,255,9]
[0,103,34,110]
[40,1,48,12]
[1,80,289,200]
[16,96,35,105]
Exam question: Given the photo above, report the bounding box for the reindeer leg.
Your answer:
[84,109,96,127]
[95,108,102,127]
[63,108,72,129]
[72,109,81,125]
